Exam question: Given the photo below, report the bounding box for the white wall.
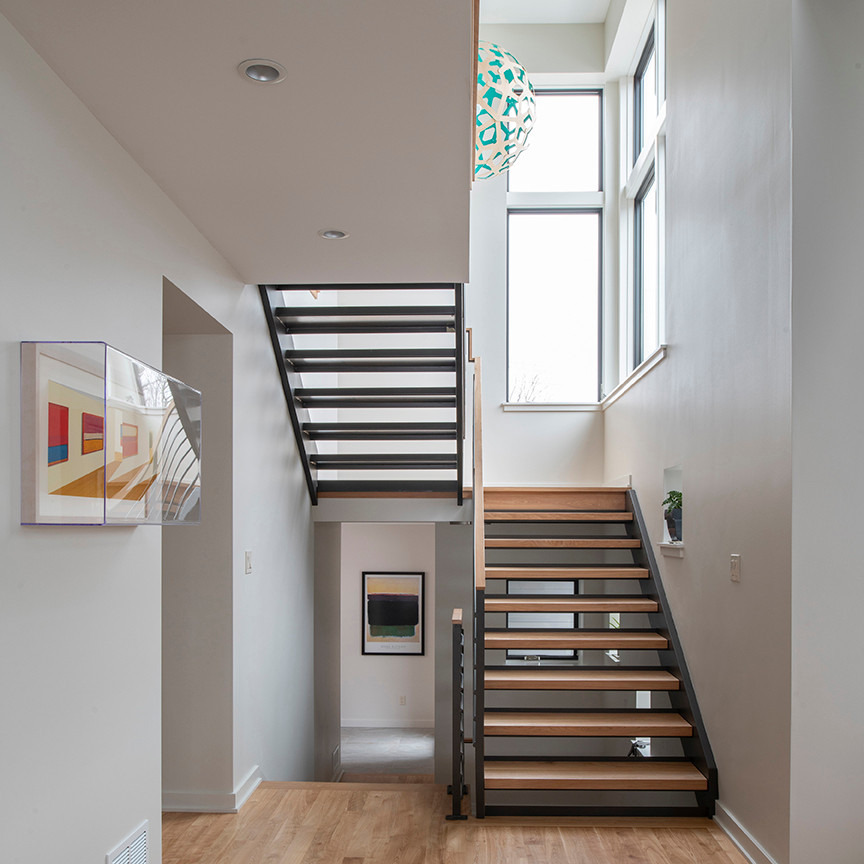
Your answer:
[480,23,604,74]
[467,170,606,486]
[0,9,315,861]
[340,523,435,727]
[162,332,234,807]
[602,2,792,861]
[790,3,864,861]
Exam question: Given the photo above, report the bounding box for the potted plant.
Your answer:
[662,490,683,542]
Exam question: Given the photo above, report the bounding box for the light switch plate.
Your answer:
[730,554,741,582]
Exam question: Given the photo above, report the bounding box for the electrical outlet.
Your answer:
[399,695,407,706]
[730,554,741,582]
[244,551,252,575]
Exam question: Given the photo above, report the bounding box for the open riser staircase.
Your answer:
[473,486,718,818]
[260,283,464,504]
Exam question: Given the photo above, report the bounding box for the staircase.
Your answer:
[260,283,464,504]
[473,486,717,817]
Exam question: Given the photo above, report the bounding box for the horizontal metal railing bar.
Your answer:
[278,321,457,334]
[264,282,458,292]
[316,479,460,494]
[310,453,458,463]
[288,360,457,373]
[285,348,457,359]
[297,398,457,408]
[296,387,456,397]
[303,426,458,441]
[304,422,458,430]
[275,305,456,317]
[311,464,458,471]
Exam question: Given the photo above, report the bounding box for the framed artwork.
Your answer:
[21,341,202,526]
[362,571,425,655]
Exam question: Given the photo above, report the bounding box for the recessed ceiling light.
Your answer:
[238,59,287,84]
[318,229,350,240]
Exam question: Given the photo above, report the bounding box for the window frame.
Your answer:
[504,87,606,405]
[618,0,666,381]
[633,165,657,366]
[633,26,656,167]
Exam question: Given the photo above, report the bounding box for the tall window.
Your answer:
[626,6,666,371]
[506,90,603,403]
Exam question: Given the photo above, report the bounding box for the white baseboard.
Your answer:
[163,765,263,814]
[341,719,435,729]
[234,765,264,810]
[714,802,779,864]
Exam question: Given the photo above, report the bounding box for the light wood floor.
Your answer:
[163,781,749,864]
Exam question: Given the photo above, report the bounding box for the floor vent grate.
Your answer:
[107,820,148,864]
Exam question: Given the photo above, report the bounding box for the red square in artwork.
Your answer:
[48,402,69,465]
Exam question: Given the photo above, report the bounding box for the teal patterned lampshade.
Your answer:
[475,41,536,181]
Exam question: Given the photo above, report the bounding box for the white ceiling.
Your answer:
[0,0,473,284]
[480,0,611,25]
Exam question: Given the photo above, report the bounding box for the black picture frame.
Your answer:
[361,571,425,656]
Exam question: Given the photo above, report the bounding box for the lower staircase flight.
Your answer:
[472,486,717,818]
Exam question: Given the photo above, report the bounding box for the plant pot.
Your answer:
[665,507,682,542]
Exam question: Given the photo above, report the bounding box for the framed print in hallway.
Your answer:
[362,571,425,655]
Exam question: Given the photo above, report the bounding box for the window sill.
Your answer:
[601,344,667,409]
[659,542,685,558]
[502,402,603,413]
[500,346,667,414]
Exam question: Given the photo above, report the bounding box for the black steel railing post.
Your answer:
[454,283,465,505]
[446,609,468,820]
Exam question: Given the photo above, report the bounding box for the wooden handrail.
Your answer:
[452,608,463,625]
[473,357,485,590]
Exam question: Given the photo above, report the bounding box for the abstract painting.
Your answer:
[47,402,69,466]
[362,571,425,655]
[81,412,104,455]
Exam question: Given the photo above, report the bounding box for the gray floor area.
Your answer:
[340,726,434,775]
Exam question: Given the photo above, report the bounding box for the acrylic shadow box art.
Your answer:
[21,341,202,526]
[362,571,425,655]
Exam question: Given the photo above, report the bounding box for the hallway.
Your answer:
[340,727,434,782]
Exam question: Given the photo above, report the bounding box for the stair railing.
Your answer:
[471,356,486,818]
[446,608,469,820]
[259,283,465,505]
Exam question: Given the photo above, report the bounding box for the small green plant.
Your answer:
[662,490,683,512]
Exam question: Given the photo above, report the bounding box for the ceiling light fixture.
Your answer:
[238,59,287,84]
[475,41,535,180]
[318,229,349,240]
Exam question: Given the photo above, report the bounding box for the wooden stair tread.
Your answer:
[485,596,657,613]
[485,567,650,580]
[484,669,679,691]
[483,488,629,512]
[484,631,667,650]
[484,712,693,737]
[485,537,641,549]
[485,761,707,790]
[485,511,634,522]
